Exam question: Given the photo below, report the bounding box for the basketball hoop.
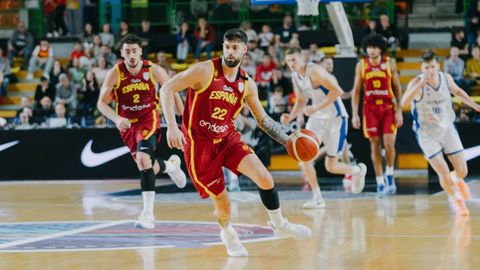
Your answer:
[297,0,320,16]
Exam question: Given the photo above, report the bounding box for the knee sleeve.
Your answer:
[258,187,280,210]
[137,135,157,161]
[140,168,156,191]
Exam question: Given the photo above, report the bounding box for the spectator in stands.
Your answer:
[7,21,34,69]
[267,44,282,67]
[268,86,287,117]
[256,54,277,102]
[116,20,129,42]
[466,0,480,47]
[362,19,377,37]
[16,107,34,129]
[55,73,77,114]
[32,96,54,125]
[176,21,193,63]
[190,0,208,19]
[0,47,11,96]
[69,41,85,63]
[34,76,55,104]
[377,14,399,54]
[466,46,480,85]
[69,58,85,85]
[138,20,156,58]
[241,52,256,78]
[156,51,175,78]
[27,38,55,80]
[53,0,68,36]
[97,44,117,68]
[258,24,274,52]
[15,96,32,119]
[43,0,58,37]
[451,28,469,56]
[81,22,95,48]
[78,70,99,118]
[79,48,95,70]
[92,56,108,87]
[240,21,258,43]
[91,35,103,58]
[99,23,115,48]
[308,43,325,64]
[66,0,81,36]
[247,39,264,64]
[48,102,70,127]
[49,60,66,89]
[275,14,299,51]
[445,46,473,94]
[194,17,215,61]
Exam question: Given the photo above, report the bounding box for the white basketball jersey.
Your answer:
[411,72,456,137]
[292,64,348,119]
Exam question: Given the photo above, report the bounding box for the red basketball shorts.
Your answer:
[184,131,254,199]
[119,110,161,156]
[362,99,397,138]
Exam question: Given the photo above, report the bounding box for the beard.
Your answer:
[224,56,241,68]
[126,58,139,69]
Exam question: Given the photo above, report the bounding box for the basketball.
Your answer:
[286,129,320,162]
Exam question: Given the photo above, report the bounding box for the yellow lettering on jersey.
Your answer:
[365,71,387,80]
[122,82,151,94]
[209,91,238,105]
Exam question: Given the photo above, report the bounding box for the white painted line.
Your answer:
[0,220,130,249]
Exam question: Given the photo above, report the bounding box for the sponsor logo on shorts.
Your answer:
[199,120,229,134]
[206,177,222,187]
[121,103,151,112]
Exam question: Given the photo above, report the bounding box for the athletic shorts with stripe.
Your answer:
[416,125,464,159]
[306,117,347,157]
[363,100,396,138]
[184,131,254,199]
[119,110,161,156]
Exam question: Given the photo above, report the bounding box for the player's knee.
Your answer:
[136,152,152,170]
[255,169,274,189]
[324,158,336,173]
[456,165,468,179]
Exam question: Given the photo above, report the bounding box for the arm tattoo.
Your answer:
[259,115,289,145]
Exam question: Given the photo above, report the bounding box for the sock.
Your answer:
[385,166,394,176]
[258,187,280,210]
[312,187,322,200]
[350,165,361,175]
[142,191,155,215]
[451,171,459,183]
[267,208,284,228]
[376,176,385,185]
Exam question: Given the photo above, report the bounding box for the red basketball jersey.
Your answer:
[112,60,158,120]
[361,56,394,103]
[182,58,248,140]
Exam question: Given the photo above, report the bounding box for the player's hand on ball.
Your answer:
[166,125,186,151]
[303,106,316,116]
[115,117,131,132]
[280,113,292,125]
[351,114,361,129]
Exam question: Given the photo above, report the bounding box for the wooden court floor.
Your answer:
[0,178,479,270]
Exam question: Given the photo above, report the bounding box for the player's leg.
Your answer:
[382,105,398,195]
[341,140,354,192]
[429,153,469,216]
[448,151,471,200]
[300,160,325,209]
[363,106,386,196]
[151,155,187,188]
[235,153,311,239]
[134,138,157,229]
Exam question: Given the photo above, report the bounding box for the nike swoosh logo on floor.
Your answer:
[464,145,480,162]
[80,140,130,167]
[0,140,19,152]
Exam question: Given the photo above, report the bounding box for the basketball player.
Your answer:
[160,29,311,257]
[351,34,403,196]
[281,47,367,209]
[97,34,187,229]
[402,50,479,216]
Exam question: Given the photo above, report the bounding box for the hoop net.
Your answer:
[297,0,320,16]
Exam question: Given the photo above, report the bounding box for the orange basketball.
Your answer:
[286,129,320,162]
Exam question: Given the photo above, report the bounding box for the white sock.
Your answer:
[376,176,385,185]
[312,187,323,200]
[267,208,284,228]
[350,165,361,175]
[164,160,175,173]
[142,191,155,215]
[385,166,394,176]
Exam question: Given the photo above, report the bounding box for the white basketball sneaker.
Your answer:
[302,198,326,209]
[167,155,187,188]
[220,226,248,257]
[268,219,312,240]
[351,163,367,194]
[134,212,155,229]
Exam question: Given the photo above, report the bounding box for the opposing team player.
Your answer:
[160,29,311,257]
[402,50,479,215]
[97,34,187,229]
[281,47,366,209]
[351,34,403,196]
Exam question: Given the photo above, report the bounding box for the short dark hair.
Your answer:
[320,56,333,62]
[421,50,437,62]
[117,34,143,50]
[285,47,302,55]
[223,28,248,44]
[361,33,388,55]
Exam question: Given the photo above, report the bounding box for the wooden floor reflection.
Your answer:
[0,179,479,270]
